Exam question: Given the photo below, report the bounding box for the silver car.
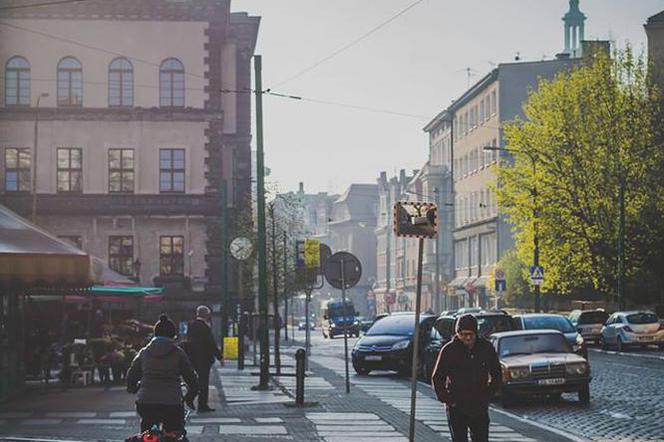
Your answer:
[599,311,664,351]
[569,309,609,344]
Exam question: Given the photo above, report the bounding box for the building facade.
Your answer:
[0,0,259,321]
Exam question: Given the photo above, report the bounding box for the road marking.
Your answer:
[76,419,126,425]
[187,425,204,434]
[255,417,284,423]
[590,348,664,361]
[109,411,136,418]
[20,419,63,425]
[490,407,590,442]
[307,412,403,441]
[190,417,241,424]
[0,413,32,419]
[44,412,96,418]
[218,424,288,435]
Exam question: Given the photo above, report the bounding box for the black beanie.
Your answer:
[456,314,478,334]
[154,314,176,338]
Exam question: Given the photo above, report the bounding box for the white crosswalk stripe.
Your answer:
[312,355,537,442]
[217,366,291,406]
[307,412,407,441]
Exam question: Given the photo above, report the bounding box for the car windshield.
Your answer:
[366,315,415,336]
[477,316,514,337]
[577,311,609,325]
[626,313,659,324]
[523,315,575,333]
[499,334,570,357]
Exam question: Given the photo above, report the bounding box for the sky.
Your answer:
[233,0,664,195]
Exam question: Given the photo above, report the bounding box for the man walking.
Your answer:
[431,314,501,442]
[186,305,220,412]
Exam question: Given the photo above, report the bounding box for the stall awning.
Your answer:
[0,205,94,288]
[472,276,489,289]
[449,277,468,288]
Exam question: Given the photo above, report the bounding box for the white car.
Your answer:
[599,311,664,351]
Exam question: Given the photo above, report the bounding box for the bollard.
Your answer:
[295,348,306,406]
[238,312,247,370]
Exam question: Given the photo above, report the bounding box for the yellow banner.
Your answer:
[223,337,238,360]
[304,239,320,268]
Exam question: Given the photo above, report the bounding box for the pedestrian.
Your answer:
[431,314,501,442]
[185,305,220,412]
[126,314,198,436]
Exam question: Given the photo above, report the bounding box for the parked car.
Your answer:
[599,311,664,351]
[490,330,591,406]
[297,317,315,331]
[568,309,609,344]
[356,316,374,333]
[351,312,435,376]
[421,310,517,381]
[513,313,587,358]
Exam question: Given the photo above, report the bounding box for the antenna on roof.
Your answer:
[456,67,479,88]
[514,52,521,61]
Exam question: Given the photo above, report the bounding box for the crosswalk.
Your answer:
[216,365,291,406]
[307,412,407,442]
[312,355,537,442]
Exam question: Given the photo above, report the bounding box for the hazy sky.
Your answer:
[234,0,664,195]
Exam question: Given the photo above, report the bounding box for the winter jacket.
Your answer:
[126,337,198,406]
[185,319,220,367]
[431,336,501,416]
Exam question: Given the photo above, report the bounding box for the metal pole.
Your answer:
[618,176,626,310]
[31,94,46,223]
[220,179,228,358]
[254,55,270,389]
[271,205,281,375]
[305,286,311,371]
[408,238,425,442]
[283,232,289,341]
[434,188,440,313]
[340,258,350,394]
[532,159,541,313]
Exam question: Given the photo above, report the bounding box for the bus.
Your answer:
[321,299,360,338]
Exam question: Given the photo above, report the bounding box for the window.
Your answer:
[108,148,134,193]
[5,57,30,106]
[491,90,497,115]
[4,148,31,192]
[159,58,184,107]
[464,111,469,134]
[470,236,478,267]
[480,100,485,123]
[109,236,134,276]
[58,235,82,249]
[160,236,184,276]
[108,58,133,107]
[485,96,490,120]
[57,148,82,192]
[159,149,185,193]
[57,57,83,107]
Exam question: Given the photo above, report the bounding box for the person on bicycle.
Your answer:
[127,314,198,435]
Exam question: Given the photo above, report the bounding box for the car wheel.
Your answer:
[353,364,370,375]
[599,336,608,350]
[578,384,590,404]
[617,336,625,352]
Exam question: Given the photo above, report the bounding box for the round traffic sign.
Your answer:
[324,252,362,290]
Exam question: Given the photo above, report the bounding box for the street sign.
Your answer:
[304,239,320,268]
[295,240,305,268]
[319,243,332,275]
[495,279,507,292]
[530,265,544,285]
[393,201,438,238]
[324,252,362,290]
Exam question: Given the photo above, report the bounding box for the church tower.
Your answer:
[563,0,586,57]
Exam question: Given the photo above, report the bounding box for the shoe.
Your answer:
[198,406,215,413]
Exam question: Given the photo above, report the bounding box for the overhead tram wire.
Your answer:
[270,0,426,89]
[0,0,91,11]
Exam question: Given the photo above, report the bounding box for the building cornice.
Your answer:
[0,107,222,122]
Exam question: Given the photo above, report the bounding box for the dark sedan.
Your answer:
[513,313,587,358]
[351,313,434,376]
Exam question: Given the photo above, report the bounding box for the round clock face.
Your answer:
[230,236,253,261]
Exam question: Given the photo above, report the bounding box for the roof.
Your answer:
[514,313,565,318]
[647,10,664,25]
[331,184,378,223]
[491,329,564,339]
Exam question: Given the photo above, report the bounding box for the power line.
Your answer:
[0,0,90,11]
[270,0,426,88]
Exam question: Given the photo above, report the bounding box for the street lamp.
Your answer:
[32,92,49,223]
[484,145,541,313]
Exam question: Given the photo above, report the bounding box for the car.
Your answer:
[297,317,315,330]
[568,309,609,344]
[421,310,517,381]
[321,299,360,338]
[599,311,664,351]
[351,312,435,376]
[513,313,587,358]
[490,330,592,406]
[355,316,374,333]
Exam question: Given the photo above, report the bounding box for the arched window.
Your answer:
[109,57,133,107]
[5,56,30,106]
[57,57,82,106]
[159,58,184,107]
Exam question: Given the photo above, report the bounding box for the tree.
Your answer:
[496,250,530,307]
[496,48,664,305]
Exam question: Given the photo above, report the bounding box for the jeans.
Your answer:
[135,403,185,434]
[447,406,489,442]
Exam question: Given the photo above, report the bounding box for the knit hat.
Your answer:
[154,314,176,338]
[455,314,478,334]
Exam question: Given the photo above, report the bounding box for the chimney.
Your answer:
[298,182,304,194]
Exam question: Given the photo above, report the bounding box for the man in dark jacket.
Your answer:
[431,314,501,442]
[126,315,198,434]
[186,305,220,412]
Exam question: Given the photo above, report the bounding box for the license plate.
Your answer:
[538,378,565,385]
[365,355,382,361]
[639,336,654,341]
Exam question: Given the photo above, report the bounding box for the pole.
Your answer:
[254,55,270,389]
[434,188,440,313]
[31,94,45,223]
[304,286,311,371]
[532,159,541,313]
[618,176,626,310]
[220,179,228,358]
[271,205,281,375]
[238,261,245,370]
[408,238,425,442]
[283,232,289,341]
[340,258,350,394]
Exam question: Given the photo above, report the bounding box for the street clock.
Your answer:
[229,236,253,261]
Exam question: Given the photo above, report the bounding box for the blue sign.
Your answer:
[495,280,506,292]
[529,266,544,285]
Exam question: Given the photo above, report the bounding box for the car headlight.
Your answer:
[508,366,530,379]
[576,334,584,346]
[330,323,336,328]
[391,340,410,350]
[566,362,588,376]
